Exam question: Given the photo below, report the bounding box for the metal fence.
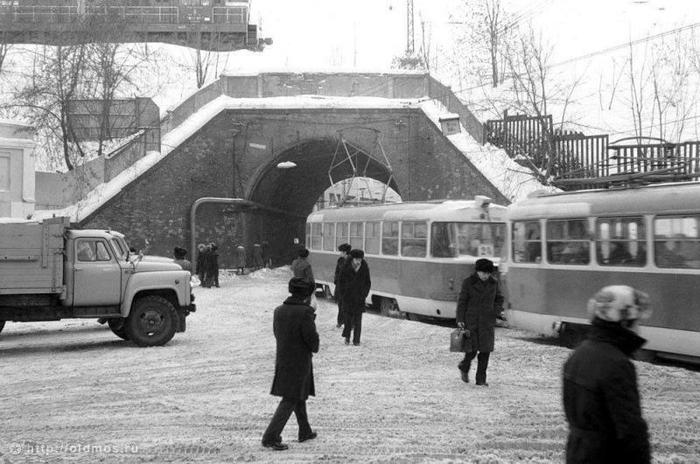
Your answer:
[484,113,700,189]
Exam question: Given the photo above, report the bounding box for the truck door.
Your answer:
[73,238,121,306]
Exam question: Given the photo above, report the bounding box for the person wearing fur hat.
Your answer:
[456,258,504,386]
[262,277,320,451]
[563,285,651,464]
[337,249,371,346]
[173,247,192,271]
[333,243,352,328]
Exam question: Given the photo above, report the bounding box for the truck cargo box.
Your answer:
[0,216,69,295]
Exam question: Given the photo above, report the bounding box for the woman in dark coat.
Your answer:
[338,249,371,346]
[456,258,504,386]
[262,278,320,451]
[563,285,651,464]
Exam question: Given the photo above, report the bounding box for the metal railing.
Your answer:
[0,4,247,25]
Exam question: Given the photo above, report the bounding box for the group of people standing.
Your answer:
[196,243,220,288]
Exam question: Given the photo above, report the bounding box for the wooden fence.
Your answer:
[484,113,700,189]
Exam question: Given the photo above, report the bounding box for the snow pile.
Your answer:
[0,269,697,463]
[419,99,558,202]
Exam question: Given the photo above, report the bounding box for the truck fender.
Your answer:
[120,271,190,317]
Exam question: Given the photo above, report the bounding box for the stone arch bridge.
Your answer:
[76,73,522,267]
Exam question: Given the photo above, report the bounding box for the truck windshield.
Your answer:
[110,238,129,261]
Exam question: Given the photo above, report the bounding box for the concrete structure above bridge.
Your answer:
[35,72,547,267]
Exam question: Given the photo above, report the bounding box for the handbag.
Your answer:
[450,328,471,352]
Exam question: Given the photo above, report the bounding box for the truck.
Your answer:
[0,216,195,346]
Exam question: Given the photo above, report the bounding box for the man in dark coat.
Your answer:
[456,258,504,386]
[261,277,320,451]
[338,249,371,346]
[333,243,352,328]
[563,285,651,464]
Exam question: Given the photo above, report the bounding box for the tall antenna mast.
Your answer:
[406,0,415,54]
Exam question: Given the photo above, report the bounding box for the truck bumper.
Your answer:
[177,303,196,332]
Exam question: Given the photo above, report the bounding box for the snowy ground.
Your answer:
[0,267,698,464]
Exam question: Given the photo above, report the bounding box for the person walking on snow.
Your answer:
[261,277,320,451]
[563,285,651,464]
[338,249,371,346]
[456,258,504,386]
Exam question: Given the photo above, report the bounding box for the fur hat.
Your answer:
[298,248,310,258]
[288,277,315,297]
[587,285,651,323]
[338,243,352,253]
[173,247,187,259]
[349,249,364,259]
[474,258,494,273]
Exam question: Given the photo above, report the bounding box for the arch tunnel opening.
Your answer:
[192,137,402,269]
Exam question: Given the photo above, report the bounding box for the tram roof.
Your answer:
[507,181,700,219]
[307,199,507,223]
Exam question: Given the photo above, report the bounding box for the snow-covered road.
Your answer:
[0,267,698,463]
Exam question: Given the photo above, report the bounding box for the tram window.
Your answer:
[350,222,364,250]
[546,219,590,265]
[305,223,310,249]
[365,222,380,255]
[382,221,399,255]
[336,222,349,249]
[596,217,646,267]
[322,223,335,251]
[654,215,700,269]
[310,223,322,250]
[431,222,458,257]
[512,221,541,263]
[401,221,427,257]
[455,223,505,257]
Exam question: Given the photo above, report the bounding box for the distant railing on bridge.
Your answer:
[0,4,247,25]
[484,112,700,189]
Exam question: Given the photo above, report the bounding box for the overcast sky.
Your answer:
[249,0,699,70]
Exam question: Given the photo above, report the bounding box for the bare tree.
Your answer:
[451,0,511,89]
[10,42,90,171]
[499,26,583,181]
[614,33,698,143]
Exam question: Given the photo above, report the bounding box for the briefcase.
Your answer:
[450,328,471,352]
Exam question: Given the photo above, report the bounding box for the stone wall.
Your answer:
[80,106,505,266]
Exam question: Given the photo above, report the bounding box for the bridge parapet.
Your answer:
[161,73,483,142]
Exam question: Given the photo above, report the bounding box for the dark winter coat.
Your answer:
[563,319,650,464]
[291,257,315,286]
[456,273,504,352]
[337,259,371,314]
[334,255,350,296]
[270,297,320,400]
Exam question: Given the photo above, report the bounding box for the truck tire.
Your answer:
[125,296,178,347]
[107,318,129,340]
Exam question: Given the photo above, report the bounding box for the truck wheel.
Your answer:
[0,320,4,334]
[108,318,129,341]
[125,296,178,347]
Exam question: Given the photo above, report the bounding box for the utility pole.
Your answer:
[406,0,414,54]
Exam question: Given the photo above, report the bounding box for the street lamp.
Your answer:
[276,161,297,169]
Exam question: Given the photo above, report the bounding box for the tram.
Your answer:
[306,197,507,320]
[503,182,700,361]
